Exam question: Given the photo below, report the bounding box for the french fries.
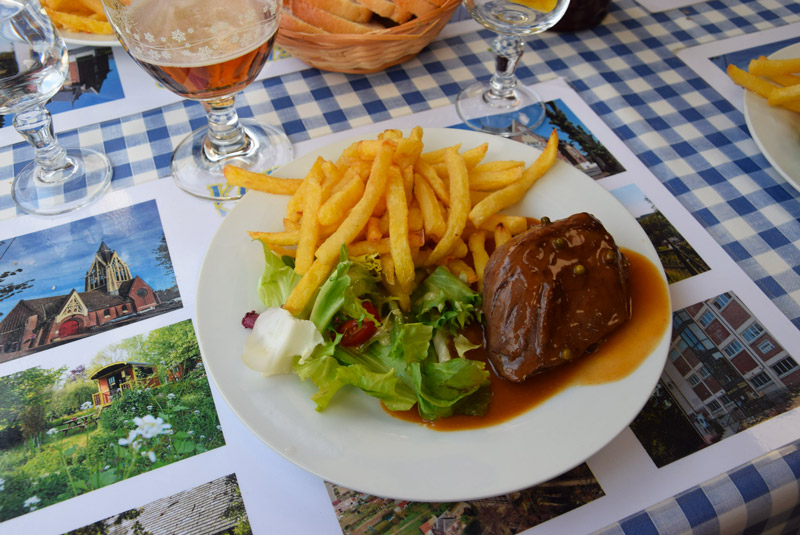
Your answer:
[235,126,560,313]
[727,59,800,114]
[43,0,113,35]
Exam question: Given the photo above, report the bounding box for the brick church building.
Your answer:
[0,241,161,359]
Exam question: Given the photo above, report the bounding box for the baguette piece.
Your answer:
[315,0,374,22]
[292,0,384,33]
[356,0,413,23]
[394,0,439,16]
[281,7,330,33]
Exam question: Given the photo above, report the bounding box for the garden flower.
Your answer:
[142,451,156,463]
[216,425,222,431]
[46,428,57,436]
[118,430,139,446]
[147,405,153,411]
[193,410,200,415]
[132,415,172,439]
[24,496,41,511]
[167,393,176,400]
[81,401,92,410]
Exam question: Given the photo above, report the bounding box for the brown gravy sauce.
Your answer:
[384,248,671,431]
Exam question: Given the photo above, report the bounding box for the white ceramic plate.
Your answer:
[60,30,119,48]
[196,128,672,501]
[743,41,800,191]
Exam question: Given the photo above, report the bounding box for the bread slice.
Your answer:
[281,7,330,33]
[356,0,413,23]
[315,0,374,22]
[394,0,439,17]
[292,0,384,33]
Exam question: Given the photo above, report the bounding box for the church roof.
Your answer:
[95,241,115,264]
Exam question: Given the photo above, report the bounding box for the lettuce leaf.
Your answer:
[257,244,303,309]
[411,266,482,333]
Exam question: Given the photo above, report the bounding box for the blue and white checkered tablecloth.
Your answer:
[593,438,800,535]
[2,1,800,532]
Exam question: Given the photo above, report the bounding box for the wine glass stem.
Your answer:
[13,104,73,183]
[202,95,252,162]
[488,35,525,104]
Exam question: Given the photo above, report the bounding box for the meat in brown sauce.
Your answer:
[482,212,631,382]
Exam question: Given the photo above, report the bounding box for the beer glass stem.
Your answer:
[487,35,525,107]
[13,104,74,183]
[202,96,252,162]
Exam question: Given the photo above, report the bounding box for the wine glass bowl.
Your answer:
[457,0,570,136]
[1,0,112,215]
[101,0,293,200]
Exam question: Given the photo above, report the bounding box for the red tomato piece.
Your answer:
[337,302,379,346]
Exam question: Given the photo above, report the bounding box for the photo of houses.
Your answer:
[0,319,225,522]
[630,292,799,467]
[65,474,251,535]
[0,200,181,362]
[611,183,710,283]
[0,46,124,129]
[327,463,604,535]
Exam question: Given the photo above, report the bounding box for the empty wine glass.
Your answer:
[101,0,292,201]
[457,0,570,136]
[1,0,112,215]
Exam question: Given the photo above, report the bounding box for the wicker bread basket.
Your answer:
[276,0,461,74]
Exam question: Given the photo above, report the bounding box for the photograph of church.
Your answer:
[0,201,181,362]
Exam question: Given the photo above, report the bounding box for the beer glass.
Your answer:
[457,0,570,136]
[1,0,112,215]
[101,0,292,200]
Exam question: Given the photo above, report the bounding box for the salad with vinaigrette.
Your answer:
[242,244,491,421]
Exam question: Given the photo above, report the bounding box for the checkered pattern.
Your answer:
[593,438,800,535]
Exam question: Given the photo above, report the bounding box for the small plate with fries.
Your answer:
[42,0,119,47]
[195,127,670,501]
[729,42,800,190]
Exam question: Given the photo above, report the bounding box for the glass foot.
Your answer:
[171,119,293,201]
[456,78,546,136]
[12,148,112,216]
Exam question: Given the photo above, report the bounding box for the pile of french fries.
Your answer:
[43,0,113,35]
[225,126,559,315]
[727,56,800,114]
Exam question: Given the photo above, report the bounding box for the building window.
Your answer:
[757,340,775,354]
[103,309,111,318]
[723,340,743,358]
[742,322,764,342]
[707,400,722,412]
[771,357,798,376]
[698,366,711,379]
[669,348,681,361]
[749,372,771,388]
[699,310,715,327]
[687,374,700,386]
[713,293,731,310]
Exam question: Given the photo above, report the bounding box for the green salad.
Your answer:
[242,244,491,421]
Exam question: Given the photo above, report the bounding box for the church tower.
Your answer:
[85,241,133,295]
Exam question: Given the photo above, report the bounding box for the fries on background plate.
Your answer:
[727,56,800,114]
[43,0,113,35]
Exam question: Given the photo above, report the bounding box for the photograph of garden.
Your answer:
[611,183,710,283]
[0,319,225,522]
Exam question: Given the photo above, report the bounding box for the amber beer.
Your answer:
[132,35,276,100]
[118,0,278,100]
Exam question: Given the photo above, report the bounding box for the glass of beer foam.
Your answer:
[102,0,293,200]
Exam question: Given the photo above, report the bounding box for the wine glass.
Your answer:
[457,0,570,136]
[100,0,293,201]
[1,0,112,215]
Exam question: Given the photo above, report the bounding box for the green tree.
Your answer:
[142,320,200,373]
[0,366,65,440]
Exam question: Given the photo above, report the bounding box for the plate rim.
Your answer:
[195,127,672,501]
[742,41,800,191]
